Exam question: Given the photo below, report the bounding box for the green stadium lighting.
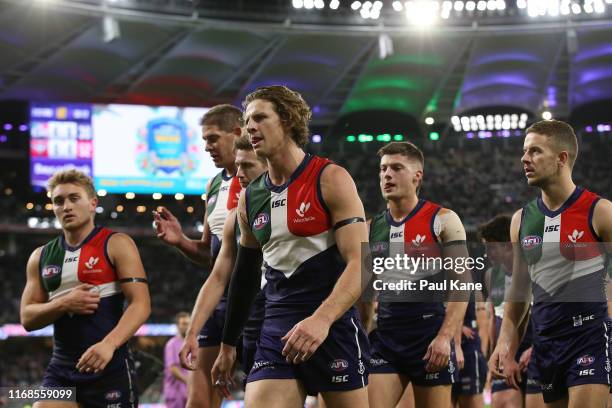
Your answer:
[358,134,369,143]
[393,134,404,141]
[346,135,356,142]
[429,132,440,141]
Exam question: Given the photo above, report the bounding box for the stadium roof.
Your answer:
[1,0,611,126]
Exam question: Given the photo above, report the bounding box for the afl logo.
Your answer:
[42,265,61,278]
[577,355,595,367]
[330,359,349,372]
[105,390,121,401]
[253,213,269,230]
[522,235,542,250]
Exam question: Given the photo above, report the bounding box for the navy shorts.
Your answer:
[198,303,226,347]
[452,343,487,395]
[42,357,138,408]
[533,318,611,403]
[491,356,541,394]
[247,314,369,396]
[369,317,458,386]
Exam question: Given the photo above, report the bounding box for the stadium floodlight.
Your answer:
[304,0,315,9]
[477,0,487,9]
[425,117,435,125]
[97,189,108,197]
[351,0,362,9]
[373,0,384,9]
[175,193,185,200]
[314,0,325,9]
[517,0,527,8]
[292,0,304,8]
[126,192,135,199]
[466,1,476,10]
[487,0,496,10]
[363,0,373,8]
[542,111,552,120]
[371,8,381,18]
[393,0,404,10]
[361,7,371,17]
[451,115,460,124]
[406,1,439,26]
[584,2,594,12]
[571,3,581,13]
[497,0,506,9]
[594,0,605,12]
[330,0,340,9]
[152,193,162,200]
[454,0,465,11]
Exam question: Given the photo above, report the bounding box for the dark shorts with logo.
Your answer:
[198,302,226,347]
[533,318,611,403]
[247,314,369,395]
[491,357,541,394]
[369,317,458,386]
[42,356,138,408]
[452,343,488,395]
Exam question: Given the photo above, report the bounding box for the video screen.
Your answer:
[30,103,215,195]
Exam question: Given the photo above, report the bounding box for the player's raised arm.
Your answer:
[280,164,368,363]
[152,178,213,266]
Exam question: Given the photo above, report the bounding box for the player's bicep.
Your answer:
[592,199,612,254]
[108,233,149,302]
[21,247,47,306]
[237,190,260,249]
[437,209,467,243]
[320,165,368,262]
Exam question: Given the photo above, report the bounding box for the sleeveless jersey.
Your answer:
[369,200,445,330]
[245,154,342,334]
[38,227,127,367]
[206,169,241,258]
[519,187,607,338]
[489,264,512,318]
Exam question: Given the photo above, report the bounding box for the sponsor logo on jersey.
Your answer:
[579,368,595,376]
[371,242,388,254]
[272,198,286,208]
[448,359,455,374]
[411,234,426,246]
[220,185,229,192]
[331,375,349,383]
[296,202,310,217]
[85,256,99,269]
[544,224,560,232]
[330,359,349,372]
[390,231,403,239]
[105,390,121,401]
[66,256,78,263]
[522,235,542,250]
[425,372,440,380]
[541,383,553,391]
[606,358,611,373]
[42,265,61,278]
[568,229,584,243]
[577,355,595,366]
[253,213,270,230]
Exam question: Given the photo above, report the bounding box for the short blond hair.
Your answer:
[47,169,96,199]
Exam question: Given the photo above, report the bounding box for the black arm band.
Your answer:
[119,278,149,284]
[222,245,263,346]
[333,217,365,231]
[442,240,467,247]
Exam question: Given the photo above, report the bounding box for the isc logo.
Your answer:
[579,369,595,376]
[66,257,78,263]
[331,375,349,383]
[272,199,286,208]
[390,231,403,239]
[425,373,440,380]
[545,225,560,232]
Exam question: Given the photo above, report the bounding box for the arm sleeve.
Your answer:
[221,245,263,346]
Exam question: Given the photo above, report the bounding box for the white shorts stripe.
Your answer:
[474,350,480,391]
[125,358,135,408]
[603,322,610,385]
[350,318,365,387]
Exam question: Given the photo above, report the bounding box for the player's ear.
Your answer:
[557,150,570,168]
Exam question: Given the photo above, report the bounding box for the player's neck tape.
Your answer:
[333,217,365,231]
[119,278,149,284]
